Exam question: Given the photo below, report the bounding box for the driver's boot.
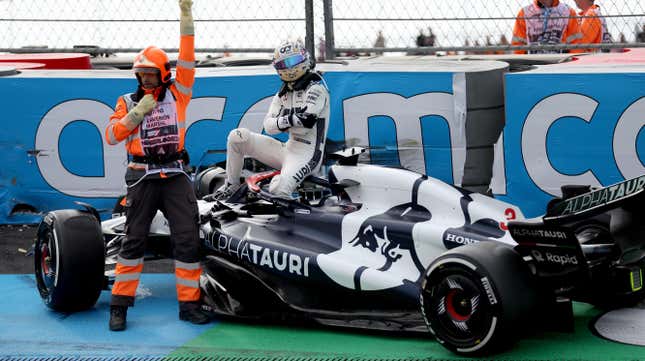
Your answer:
[205,182,240,202]
[109,306,127,331]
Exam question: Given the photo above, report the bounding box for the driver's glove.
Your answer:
[278,106,318,129]
[292,107,318,128]
[276,114,292,131]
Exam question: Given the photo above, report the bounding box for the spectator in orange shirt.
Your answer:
[574,0,611,52]
[512,0,582,54]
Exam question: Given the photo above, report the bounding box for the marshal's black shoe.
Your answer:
[109,306,127,331]
[179,303,210,325]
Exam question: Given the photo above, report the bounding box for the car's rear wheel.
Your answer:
[34,210,105,312]
[420,242,538,356]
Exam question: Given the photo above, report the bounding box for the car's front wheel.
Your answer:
[420,242,538,356]
[34,210,105,312]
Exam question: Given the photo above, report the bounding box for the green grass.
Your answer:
[166,303,644,361]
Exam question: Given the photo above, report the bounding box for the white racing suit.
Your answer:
[225,71,330,198]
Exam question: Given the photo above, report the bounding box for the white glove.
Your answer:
[276,114,293,131]
[179,0,194,35]
[276,107,316,130]
[127,94,157,126]
[179,0,193,14]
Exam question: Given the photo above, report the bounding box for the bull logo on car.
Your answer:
[317,202,431,291]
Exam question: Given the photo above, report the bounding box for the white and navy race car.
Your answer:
[34,148,645,356]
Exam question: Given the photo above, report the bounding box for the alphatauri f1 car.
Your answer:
[34,148,645,355]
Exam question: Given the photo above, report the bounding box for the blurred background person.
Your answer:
[611,32,628,52]
[473,40,482,54]
[425,27,437,47]
[574,0,611,52]
[415,29,426,48]
[411,29,426,55]
[425,26,437,55]
[512,0,582,54]
[637,24,645,43]
[317,36,326,61]
[484,35,495,54]
[413,27,437,55]
[496,34,511,54]
[462,38,472,55]
[374,30,386,55]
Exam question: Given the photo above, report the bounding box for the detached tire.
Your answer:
[420,242,538,356]
[194,166,227,199]
[34,210,105,312]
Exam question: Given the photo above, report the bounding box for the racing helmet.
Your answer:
[272,40,311,82]
[133,46,171,84]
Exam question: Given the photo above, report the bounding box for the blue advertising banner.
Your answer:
[0,67,468,223]
[493,67,645,217]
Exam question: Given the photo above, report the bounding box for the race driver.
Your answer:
[104,0,209,331]
[212,40,330,200]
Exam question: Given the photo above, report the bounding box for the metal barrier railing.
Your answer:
[0,0,643,59]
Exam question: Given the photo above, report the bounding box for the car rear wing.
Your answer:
[544,175,645,222]
[508,218,589,289]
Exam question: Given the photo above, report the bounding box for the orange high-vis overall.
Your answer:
[105,34,195,159]
[578,5,610,52]
[107,33,201,304]
[512,0,583,54]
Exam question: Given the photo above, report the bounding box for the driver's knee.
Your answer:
[268,175,296,199]
[227,128,251,145]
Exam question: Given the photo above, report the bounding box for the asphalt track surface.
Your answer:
[2,225,645,361]
[1,224,41,274]
[0,224,172,274]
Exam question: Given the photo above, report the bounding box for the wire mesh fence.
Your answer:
[329,0,645,56]
[0,0,644,58]
[0,0,308,54]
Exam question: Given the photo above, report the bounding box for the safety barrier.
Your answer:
[0,60,505,223]
[1,51,644,223]
[492,48,645,216]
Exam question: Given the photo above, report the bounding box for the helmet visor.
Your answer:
[134,67,161,75]
[273,54,306,70]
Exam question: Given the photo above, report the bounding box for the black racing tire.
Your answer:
[34,210,105,312]
[420,242,538,356]
[193,166,227,199]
